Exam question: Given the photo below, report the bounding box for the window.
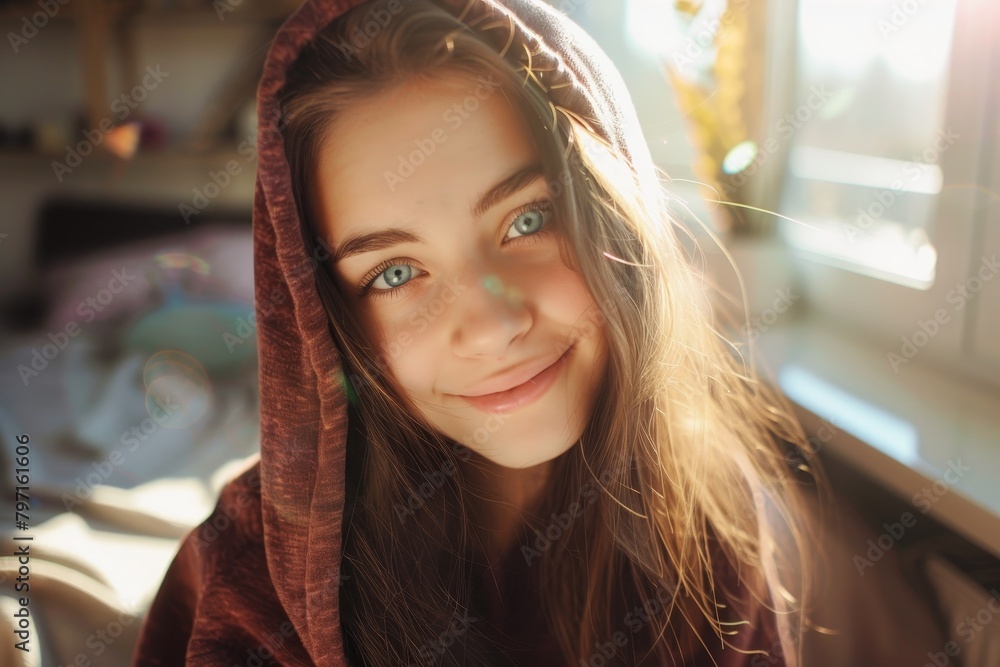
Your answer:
[778,0,959,289]
[770,0,1000,387]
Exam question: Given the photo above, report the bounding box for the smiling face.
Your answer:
[310,74,609,470]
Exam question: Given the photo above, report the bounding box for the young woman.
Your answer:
[133,0,827,665]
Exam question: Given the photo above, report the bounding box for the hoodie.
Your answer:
[130,1,789,665]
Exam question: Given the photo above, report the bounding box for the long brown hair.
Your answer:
[278,1,830,665]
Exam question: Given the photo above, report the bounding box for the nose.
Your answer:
[449,265,533,359]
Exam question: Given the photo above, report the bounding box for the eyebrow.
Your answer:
[331,162,545,264]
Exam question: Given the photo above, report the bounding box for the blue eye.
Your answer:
[505,203,553,241]
[358,258,422,298]
[370,263,414,290]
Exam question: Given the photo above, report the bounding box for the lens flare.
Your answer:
[153,252,211,275]
[142,350,212,429]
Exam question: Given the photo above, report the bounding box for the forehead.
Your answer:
[310,76,541,236]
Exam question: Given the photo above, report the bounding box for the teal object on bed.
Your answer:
[124,282,257,377]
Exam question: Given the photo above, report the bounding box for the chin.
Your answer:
[432,402,586,470]
[474,431,579,470]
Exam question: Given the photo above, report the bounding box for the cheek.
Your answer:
[538,262,600,334]
[367,310,442,394]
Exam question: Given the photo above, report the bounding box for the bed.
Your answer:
[0,197,262,666]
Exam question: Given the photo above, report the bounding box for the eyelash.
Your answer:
[357,199,555,300]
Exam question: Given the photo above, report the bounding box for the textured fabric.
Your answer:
[130,1,790,664]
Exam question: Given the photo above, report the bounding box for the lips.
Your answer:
[461,346,571,396]
[456,345,574,414]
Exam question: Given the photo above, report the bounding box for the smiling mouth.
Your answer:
[455,344,574,415]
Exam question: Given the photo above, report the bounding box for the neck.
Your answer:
[460,454,555,565]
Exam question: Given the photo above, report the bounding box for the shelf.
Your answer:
[0,0,295,22]
[0,0,136,21]
[3,0,296,133]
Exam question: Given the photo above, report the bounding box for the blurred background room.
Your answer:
[0,0,998,665]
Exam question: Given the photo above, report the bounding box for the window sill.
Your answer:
[754,314,1000,559]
